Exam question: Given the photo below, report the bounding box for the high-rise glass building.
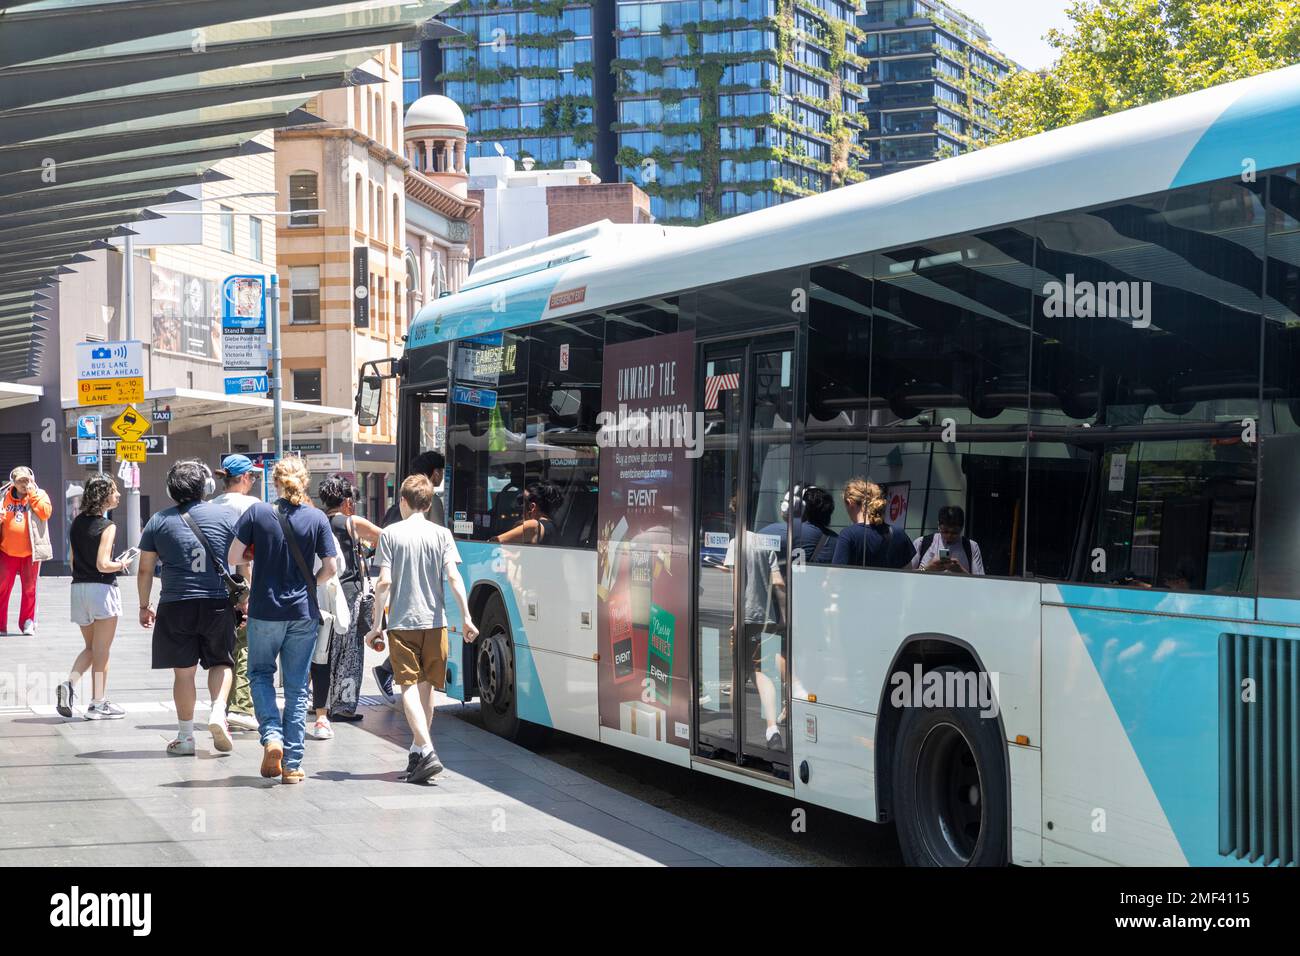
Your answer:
[857,0,1011,176]
[418,0,871,224]
[613,0,870,222]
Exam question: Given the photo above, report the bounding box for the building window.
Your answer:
[219,205,234,252]
[293,368,322,405]
[393,194,401,246]
[250,217,263,262]
[290,266,321,324]
[288,172,319,227]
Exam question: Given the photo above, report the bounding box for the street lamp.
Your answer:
[118,192,328,546]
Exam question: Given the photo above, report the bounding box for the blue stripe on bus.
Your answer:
[1063,587,1296,866]
[453,541,554,728]
[1171,68,1300,189]
[407,272,562,349]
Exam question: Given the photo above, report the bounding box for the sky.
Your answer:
[949,0,1076,71]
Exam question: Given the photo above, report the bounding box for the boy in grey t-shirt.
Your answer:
[365,474,477,783]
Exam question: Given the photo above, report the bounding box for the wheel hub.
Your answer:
[914,722,984,865]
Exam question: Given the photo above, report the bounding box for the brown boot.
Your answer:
[281,768,305,785]
[260,741,283,778]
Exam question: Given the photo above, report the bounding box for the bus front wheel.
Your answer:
[891,666,1009,867]
[475,600,521,741]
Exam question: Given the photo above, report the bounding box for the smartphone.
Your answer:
[937,547,951,563]
[114,547,139,566]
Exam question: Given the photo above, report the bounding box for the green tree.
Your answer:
[992,0,1300,143]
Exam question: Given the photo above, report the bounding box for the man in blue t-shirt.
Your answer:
[138,460,243,757]
[227,458,336,784]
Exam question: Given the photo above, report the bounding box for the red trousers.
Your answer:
[0,551,39,632]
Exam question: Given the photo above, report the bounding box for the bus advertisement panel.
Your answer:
[596,332,696,749]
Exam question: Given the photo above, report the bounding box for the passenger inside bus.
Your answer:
[490,480,560,545]
[832,479,916,569]
[910,506,985,575]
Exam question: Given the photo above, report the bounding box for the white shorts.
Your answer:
[70,582,121,627]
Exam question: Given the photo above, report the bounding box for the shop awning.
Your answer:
[63,386,355,439]
[0,0,457,380]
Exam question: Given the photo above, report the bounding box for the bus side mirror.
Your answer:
[356,375,383,428]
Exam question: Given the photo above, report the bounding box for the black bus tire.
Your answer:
[475,599,522,741]
[891,665,1009,867]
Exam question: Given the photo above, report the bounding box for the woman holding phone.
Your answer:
[57,474,132,719]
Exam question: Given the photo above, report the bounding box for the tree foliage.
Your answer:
[992,0,1300,142]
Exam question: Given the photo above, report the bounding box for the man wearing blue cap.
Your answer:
[211,455,262,733]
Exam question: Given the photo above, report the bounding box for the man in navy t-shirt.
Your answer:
[138,460,243,757]
[227,458,336,784]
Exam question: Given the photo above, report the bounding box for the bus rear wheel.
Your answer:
[891,666,1009,867]
[475,600,522,741]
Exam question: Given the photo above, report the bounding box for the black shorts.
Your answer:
[152,598,236,670]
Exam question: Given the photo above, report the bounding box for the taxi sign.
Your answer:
[116,440,147,463]
[111,406,150,442]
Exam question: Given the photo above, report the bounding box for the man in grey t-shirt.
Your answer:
[365,474,477,783]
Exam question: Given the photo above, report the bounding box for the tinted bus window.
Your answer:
[1026,178,1266,592]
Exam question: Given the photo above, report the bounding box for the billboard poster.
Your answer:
[596,331,695,751]
[151,264,219,359]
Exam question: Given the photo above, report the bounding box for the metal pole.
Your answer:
[123,235,141,548]
[270,273,283,458]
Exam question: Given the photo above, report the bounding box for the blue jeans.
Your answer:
[247,616,317,771]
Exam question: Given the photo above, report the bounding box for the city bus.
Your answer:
[358,64,1300,867]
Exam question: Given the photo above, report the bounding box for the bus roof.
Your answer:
[407,63,1300,352]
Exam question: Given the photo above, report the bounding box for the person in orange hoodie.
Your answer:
[1,466,54,635]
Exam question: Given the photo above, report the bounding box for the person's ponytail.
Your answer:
[272,458,311,506]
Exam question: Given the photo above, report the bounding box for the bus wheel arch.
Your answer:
[874,634,1011,866]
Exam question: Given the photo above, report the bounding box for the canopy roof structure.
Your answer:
[0,0,455,380]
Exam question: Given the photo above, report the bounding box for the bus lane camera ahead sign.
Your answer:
[76,341,145,406]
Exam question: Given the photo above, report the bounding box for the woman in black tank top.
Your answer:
[491,480,561,545]
[59,474,130,720]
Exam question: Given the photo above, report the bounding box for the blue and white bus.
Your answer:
[358,64,1300,867]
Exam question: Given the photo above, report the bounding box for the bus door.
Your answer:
[694,335,795,775]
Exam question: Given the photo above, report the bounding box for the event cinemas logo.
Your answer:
[1043,274,1152,328]
[50,886,151,936]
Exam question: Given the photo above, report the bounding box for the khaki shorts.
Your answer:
[388,627,449,688]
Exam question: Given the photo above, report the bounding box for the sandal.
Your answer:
[166,737,195,757]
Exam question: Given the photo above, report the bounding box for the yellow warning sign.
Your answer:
[111,405,150,442]
[78,377,144,407]
[116,440,147,463]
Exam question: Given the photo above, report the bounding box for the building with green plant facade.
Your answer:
[425,0,872,224]
[433,1,610,173]
[613,0,871,223]
[858,0,1012,176]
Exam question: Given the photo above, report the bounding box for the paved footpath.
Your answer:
[0,578,784,867]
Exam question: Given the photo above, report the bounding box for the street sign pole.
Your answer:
[123,234,140,550]
[269,274,283,459]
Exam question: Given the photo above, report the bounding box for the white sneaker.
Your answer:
[209,718,233,753]
[166,737,195,756]
[85,700,125,720]
[227,712,259,732]
[308,718,334,740]
[21,620,35,636]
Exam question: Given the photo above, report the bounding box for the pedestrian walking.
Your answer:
[209,454,263,733]
[228,457,336,785]
[308,475,380,739]
[364,474,477,784]
[0,466,53,635]
[57,474,131,720]
[137,461,244,756]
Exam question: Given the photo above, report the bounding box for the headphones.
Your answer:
[168,460,216,502]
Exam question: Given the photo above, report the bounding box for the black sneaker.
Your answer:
[408,750,445,784]
[56,681,74,718]
[398,752,420,781]
[372,665,396,703]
